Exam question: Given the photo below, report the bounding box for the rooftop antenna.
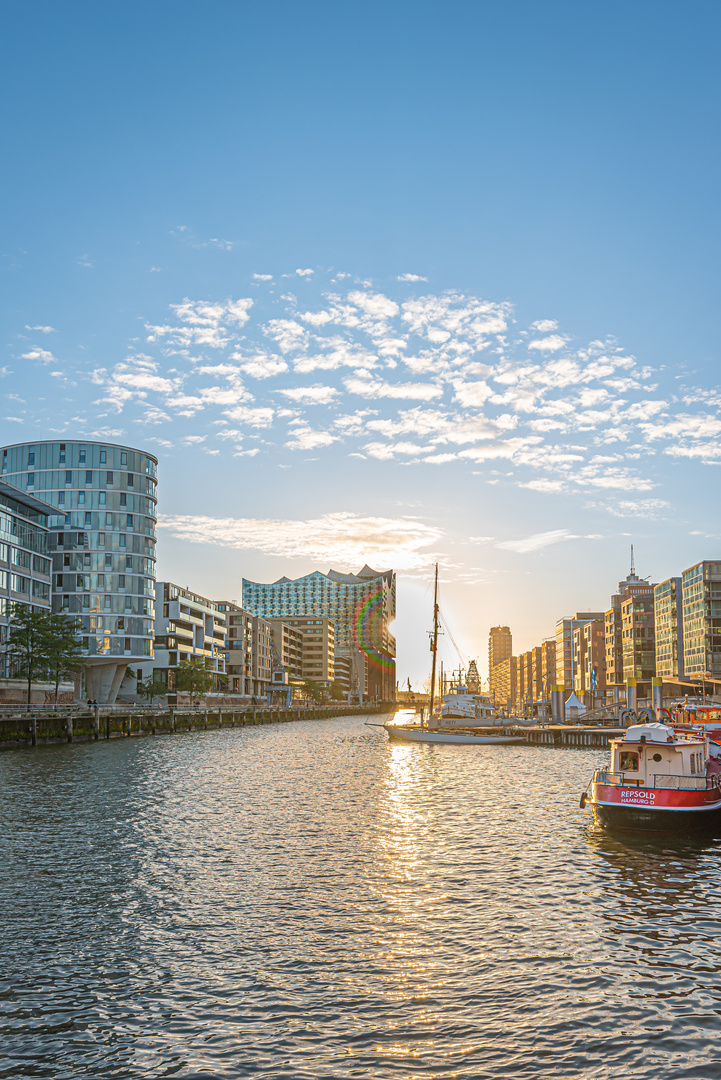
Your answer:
[630,544,635,576]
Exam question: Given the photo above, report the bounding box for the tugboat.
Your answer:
[582,721,721,833]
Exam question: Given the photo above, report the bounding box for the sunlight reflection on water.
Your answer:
[2,715,721,1078]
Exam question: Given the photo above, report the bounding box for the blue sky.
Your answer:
[2,1,720,685]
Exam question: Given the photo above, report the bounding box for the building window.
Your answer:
[79,447,86,464]
[119,534,126,549]
[106,471,113,484]
[118,574,125,589]
[99,492,106,505]
[26,473,34,487]
[124,637,131,652]
[120,493,127,507]
[78,492,85,506]
[27,452,34,466]
[126,515,133,529]
[105,554,112,569]
[125,555,132,570]
[57,532,64,546]
[106,513,112,526]
[98,532,105,547]
[65,470,72,484]
[127,474,134,487]
[56,573,63,588]
[58,492,65,505]
[84,512,91,525]
[121,452,127,466]
[100,449,107,464]
[98,573,105,587]
[59,444,66,464]
[85,471,92,484]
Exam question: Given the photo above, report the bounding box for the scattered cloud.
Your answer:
[253,273,273,281]
[21,348,57,364]
[157,511,443,570]
[25,325,55,334]
[397,273,428,282]
[497,529,601,553]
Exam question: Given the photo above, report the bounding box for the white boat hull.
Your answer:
[384,723,524,745]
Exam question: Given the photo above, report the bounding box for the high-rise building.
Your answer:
[243,565,395,699]
[0,440,157,702]
[654,576,684,679]
[682,561,721,679]
[151,582,227,698]
[488,626,512,677]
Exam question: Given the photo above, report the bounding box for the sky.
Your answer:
[2,0,721,686]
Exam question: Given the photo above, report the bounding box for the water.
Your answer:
[2,715,721,1079]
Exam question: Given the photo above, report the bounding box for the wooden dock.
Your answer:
[522,724,625,748]
[0,703,391,750]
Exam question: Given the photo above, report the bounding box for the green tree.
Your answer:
[6,604,55,705]
[302,678,325,702]
[136,673,168,705]
[174,656,214,698]
[44,612,84,704]
[329,679,346,701]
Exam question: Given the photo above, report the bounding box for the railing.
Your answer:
[594,768,716,791]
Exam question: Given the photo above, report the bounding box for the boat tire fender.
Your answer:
[579,792,587,809]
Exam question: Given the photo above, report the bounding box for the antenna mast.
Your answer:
[630,543,635,576]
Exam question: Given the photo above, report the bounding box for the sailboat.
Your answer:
[384,564,524,746]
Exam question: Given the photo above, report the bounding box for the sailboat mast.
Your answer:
[428,563,440,723]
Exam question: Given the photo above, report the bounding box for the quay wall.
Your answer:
[0,703,393,750]
[522,724,625,749]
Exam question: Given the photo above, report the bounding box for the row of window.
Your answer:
[0,574,50,599]
[22,446,137,468]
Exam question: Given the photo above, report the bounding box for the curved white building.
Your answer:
[0,440,157,702]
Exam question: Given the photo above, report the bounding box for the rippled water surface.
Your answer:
[2,715,721,1078]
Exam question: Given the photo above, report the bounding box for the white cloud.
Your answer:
[253,274,273,281]
[344,373,442,400]
[277,385,339,404]
[296,268,314,277]
[157,510,442,570]
[497,529,600,553]
[25,325,55,334]
[397,273,428,282]
[223,405,275,427]
[530,319,558,332]
[527,335,567,353]
[21,348,56,364]
[285,425,338,450]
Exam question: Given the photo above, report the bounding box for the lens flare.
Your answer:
[352,587,394,670]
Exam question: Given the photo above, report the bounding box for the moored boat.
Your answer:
[582,721,721,833]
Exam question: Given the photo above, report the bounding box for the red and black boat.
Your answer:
[582,722,721,833]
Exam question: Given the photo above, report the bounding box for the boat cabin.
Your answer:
[611,723,708,788]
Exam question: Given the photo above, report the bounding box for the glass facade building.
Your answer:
[654,576,684,678]
[242,565,396,699]
[682,561,721,678]
[0,440,157,702]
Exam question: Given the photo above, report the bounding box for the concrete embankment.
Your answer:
[0,703,393,750]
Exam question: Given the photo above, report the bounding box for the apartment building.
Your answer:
[654,576,684,679]
[682,561,721,679]
[573,618,606,699]
[488,626,512,705]
[151,582,226,696]
[266,620,304,680]
[252,616,273,697]
[555,612,604,691]
[0,440,157,702]
[217,601,254,695]
[621,586,656,684]
[284,616,335,683]
[491,654,516,710]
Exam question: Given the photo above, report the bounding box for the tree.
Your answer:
[174,656,214,698]
[329,679,346,701]
[6,604,58,705]
[44,612,84,704]
[302,678,325,702]
[137,674,168,705]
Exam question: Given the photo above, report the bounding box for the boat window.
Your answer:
[620,752,639,772]
[691,754,696,775]
[652,753,662,762]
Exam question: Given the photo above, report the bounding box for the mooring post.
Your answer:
[30,715,37,747]
[93,705,100,741]
[67,714,73,743]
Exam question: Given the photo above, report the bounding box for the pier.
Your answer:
[0,703,392,750]
[521,724,625,748]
